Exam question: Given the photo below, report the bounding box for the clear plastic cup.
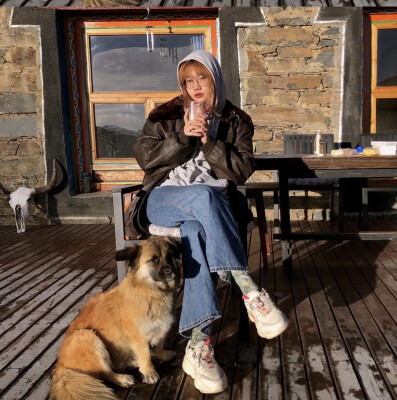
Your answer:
[189,101,204,121]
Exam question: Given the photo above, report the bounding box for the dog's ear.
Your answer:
[164,237,181,259]
[115,245,140,262]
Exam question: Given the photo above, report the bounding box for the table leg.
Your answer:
[362,187,369,231]
[279,172,290,234]
[282,240,292,274]
[273,189,280,237]
[338,179,346,232]
[254,192,269,267]
[278,171,293,273]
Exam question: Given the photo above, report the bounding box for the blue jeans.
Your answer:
[146,184,248,337]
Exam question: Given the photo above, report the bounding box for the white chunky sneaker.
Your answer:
[243,289,289,339]
[182,338,227,394]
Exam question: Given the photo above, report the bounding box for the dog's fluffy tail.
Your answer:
[50,368,117,400]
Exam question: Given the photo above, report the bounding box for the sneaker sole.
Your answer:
[248,312,289,339]
[194,377,228,394]
[182,354,196,379]
[182,355,228,394]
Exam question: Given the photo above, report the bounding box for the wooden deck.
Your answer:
[0,220,396,400]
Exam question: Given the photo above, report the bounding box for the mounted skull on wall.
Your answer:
[6,159,58,233]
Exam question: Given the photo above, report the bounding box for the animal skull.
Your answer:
[9,187,37,233]
[7,159,58,233]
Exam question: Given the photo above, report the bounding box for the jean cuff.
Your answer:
[179,312,221,338]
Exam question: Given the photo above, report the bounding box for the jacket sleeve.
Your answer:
[201,116,255,184]
[132,119,198,177]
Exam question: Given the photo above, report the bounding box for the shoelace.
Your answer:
[196,338,215,369]
[243,290,274,315]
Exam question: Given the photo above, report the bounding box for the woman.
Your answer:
[131,50,288,394]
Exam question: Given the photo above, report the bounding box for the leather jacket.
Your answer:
[126,95,255,236]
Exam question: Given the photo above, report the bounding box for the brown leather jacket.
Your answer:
[126,95,255,236]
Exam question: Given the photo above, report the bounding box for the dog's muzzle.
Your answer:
[161,264,177,282]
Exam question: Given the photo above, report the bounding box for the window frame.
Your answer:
[83,21,216,163]
[66,14,218,192]
[368,14,397,133]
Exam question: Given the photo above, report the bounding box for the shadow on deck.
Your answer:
[0,219,396,399]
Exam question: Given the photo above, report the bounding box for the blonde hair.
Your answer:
[178,60,215,113]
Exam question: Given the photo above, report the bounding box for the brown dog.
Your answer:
[50,237,180,400]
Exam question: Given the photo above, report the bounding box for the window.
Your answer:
[67,16,217,192]
[366,14,397,133]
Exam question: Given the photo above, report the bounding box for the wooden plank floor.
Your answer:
[0,221,396,400]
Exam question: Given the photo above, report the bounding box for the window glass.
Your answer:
[94,103,145,158]
[376,29,397,86]
[90,34,204,92]
[376,98,397,132]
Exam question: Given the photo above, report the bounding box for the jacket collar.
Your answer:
[148,96,184,122]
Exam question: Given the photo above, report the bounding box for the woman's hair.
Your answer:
[178,60,215,113]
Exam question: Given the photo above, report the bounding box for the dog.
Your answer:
[50,237,180,400]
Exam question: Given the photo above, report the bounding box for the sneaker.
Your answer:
[243,289,289,339]
[182,338,227,394]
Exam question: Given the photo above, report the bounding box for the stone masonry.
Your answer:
[0,7,48,225]
[239,8,344,220]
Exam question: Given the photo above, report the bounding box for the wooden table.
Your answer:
[254,154,397,271]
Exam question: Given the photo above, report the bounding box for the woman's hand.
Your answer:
[183,108,209,144]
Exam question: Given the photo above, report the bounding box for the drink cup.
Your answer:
[189,101,204,121]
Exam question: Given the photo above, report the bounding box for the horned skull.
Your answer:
[7,159,58,233]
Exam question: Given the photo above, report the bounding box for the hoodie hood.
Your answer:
[177,50,226,117]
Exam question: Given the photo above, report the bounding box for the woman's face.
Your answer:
[184,69,213,106]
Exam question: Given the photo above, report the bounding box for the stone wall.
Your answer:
[239,8,344,154]
[0,7,48,225]
[238,7,348,220]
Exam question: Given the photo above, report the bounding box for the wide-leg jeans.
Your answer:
[146,184,248,337]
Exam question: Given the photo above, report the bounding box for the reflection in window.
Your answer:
[377,29,397,87]
[90,34,204,92]
[94,103,145,158]
[376,98,397,133]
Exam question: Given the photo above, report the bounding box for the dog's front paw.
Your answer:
[142,370,160,384]
[116,373,135,388]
